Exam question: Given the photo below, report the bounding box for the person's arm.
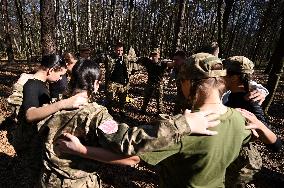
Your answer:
[26,93,88,122]
[245,81,269,105]
[237,108,282,152]
[58,108,220,156]
[56,133,140,166]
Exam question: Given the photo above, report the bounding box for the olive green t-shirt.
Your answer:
[139,108,251,188]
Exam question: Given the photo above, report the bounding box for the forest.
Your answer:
[0,0,284,187]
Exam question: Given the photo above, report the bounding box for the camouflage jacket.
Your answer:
[7,73,34,116]
[104,54,129,83]
[38,102,191,179]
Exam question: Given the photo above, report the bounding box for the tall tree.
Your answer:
[40,0,56,55]
[263,7,284,114]
[217,0,225,57]
[87,0,92,44]
[1,0,15,63]
[69,0,79,51]
[172,0,186,54]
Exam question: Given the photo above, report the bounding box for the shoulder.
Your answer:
[24,79,45,88]
[222,108,247,131]
[23,79,47,97]
[17,73,34,86]
[226,108,245,120]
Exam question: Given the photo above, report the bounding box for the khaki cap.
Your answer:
[179,53,226,80]
[223,56,254,74]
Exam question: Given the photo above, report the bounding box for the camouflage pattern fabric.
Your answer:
[104,54,130,87]
[225,142,262,188]
[106,82,128,111]
[223,56,255,74]
[127,47,139,74]
[179,53,226,80]
[41,167,101,188]
[141,81,164,114]
[38,102,192,187]
[128,61,139,75]
[5,73,36,151]
[7,73,34,120]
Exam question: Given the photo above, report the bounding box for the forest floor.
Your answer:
[0,61,283,188]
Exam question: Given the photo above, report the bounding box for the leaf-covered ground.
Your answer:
[0,61,283,188]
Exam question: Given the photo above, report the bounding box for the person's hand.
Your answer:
[62,93,88,109]
[184,109,220,136]
[56,133,86,155]
[236,108,262,138]
[245,90,266,105]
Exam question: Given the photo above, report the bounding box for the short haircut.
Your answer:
[41,54,66,70]
[173,50,187,59]
[196,42,219,55]
[115,42,124,49]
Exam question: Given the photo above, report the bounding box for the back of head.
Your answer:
[179,53,226,80]
[179,53,226,108]
[70,59,101,97]
[173,50,187,59]
[41,54,66,70]
[196,42,219,56]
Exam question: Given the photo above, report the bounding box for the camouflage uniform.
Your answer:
[7,73,34,119]
[6,73,37,151]
[38,102,191,187]
[126,47,139,75]
[136,57,167,114]
[104,54,129,113]
[223,56,264,187]
[225,143,262,188]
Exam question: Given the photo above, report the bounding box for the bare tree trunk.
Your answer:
[2,0,15,63]
[128,0,134,48]
[40,0,56,55]
[55,0,61,53]
[87,0,92,44]
[217,0,225,57]
[263,8,284,114]
[172,0,186,54]
[222,0,234,34]
[69,0,79,51]
[15,0,28,60]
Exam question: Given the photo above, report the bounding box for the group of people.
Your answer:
[6,41,282,188]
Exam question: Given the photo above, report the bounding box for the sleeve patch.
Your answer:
[98,120,118,134]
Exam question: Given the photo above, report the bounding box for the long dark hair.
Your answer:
[69,60,101,101]
[41,54,66,71]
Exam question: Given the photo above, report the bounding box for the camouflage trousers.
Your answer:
[142,81,164,113]
[40,169,102,188]
[106,82,129,112]
[128,61,140,75]
[225,142,262,188]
